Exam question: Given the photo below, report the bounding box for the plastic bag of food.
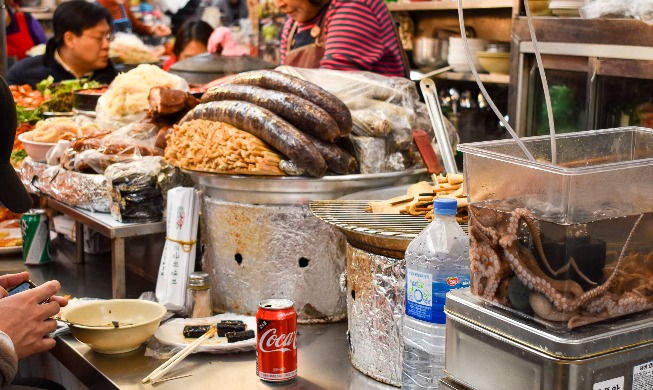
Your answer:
[277,66,420,133]
[274,67,432,173]
[60,122,164,174]
[104,156,189,222]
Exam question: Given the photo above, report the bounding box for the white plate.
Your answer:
[0,228,22,254]
[154,313,256,354]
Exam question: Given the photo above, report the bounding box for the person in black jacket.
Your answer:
[5,1,117,88]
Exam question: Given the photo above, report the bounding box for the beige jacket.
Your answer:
[0,332,18,386]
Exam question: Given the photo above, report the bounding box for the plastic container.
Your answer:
[458,127,653,331]
[402,198,470,389]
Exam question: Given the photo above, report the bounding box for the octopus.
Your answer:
[469,206,653,329]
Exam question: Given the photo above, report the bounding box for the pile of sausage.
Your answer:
[180,70,358,178]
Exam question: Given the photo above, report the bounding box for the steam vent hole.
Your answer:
[235,253,243,265]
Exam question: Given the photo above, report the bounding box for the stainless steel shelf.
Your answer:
[387,0,513,12]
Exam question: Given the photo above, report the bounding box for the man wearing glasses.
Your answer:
[6,1,117,88]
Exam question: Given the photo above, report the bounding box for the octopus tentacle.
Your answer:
[504,243,584,312]
[565,214,645,312]
[470,240,509,302]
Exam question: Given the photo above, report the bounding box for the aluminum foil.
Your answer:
[201,196,348,323]
[20,157,110,212]
[346,243,405,387]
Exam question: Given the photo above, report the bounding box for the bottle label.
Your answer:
[406,269,470,324]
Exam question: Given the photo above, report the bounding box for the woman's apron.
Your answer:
[284,8,328,69]
[6,12,35,60]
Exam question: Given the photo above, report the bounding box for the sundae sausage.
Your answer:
[306,134,359,175]
[201,84,340,142]
[229,70,352,137]
[180,101,327,177]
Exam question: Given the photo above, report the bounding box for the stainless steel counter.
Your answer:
[0,237,396,390]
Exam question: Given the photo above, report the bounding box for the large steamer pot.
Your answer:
[169,54,276,84]
[186,170,425,324]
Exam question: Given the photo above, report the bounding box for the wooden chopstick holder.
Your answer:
[142,326,217,384]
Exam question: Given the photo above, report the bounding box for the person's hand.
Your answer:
[0,272,30,298]
[151,24,171,37]
[0,280,67,359]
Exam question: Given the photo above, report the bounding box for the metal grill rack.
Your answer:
[309,200,468,258]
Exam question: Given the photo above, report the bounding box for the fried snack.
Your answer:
[366,174,468,223]
[165,119,285,176]
[0,237,22,247]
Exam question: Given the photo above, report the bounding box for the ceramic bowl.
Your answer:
[17,132,56,162]
[476,51,511,75]
[61,299,167,354]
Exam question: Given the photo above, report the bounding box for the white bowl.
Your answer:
[17,132,56,163]
[61,299,167,354]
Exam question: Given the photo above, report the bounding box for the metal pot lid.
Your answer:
[170,53,276,74]
[445,288,653,360]
[184,168,426,205]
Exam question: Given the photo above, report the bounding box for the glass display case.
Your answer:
[509,18,653,136]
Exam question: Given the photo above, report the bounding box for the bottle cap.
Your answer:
[188,272,210,287]
[433,198,458,215]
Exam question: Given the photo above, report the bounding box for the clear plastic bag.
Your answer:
[581,0,653,24]
[275,67,431,173]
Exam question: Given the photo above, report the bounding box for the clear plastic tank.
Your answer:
[458,127,653,331]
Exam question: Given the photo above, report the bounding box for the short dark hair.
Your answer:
[172,19,214,58]
[45,1,112,56]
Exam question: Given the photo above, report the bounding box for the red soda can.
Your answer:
[256,299,297,382]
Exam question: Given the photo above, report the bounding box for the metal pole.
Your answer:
[0,4,7,77]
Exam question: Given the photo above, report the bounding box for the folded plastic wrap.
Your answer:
[20,157,110,212]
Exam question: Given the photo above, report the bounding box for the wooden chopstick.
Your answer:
[142,326,217,384]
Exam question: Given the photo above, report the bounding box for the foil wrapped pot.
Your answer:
[346,244,405,387]
[188,171,424,324]
[202,197,348,323]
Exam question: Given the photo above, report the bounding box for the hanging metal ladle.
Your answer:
[420,78,459,174]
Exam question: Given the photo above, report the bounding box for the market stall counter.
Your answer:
[0,240,394,389]
[47,198,166,298]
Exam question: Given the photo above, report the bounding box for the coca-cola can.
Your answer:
[256,298,297,382]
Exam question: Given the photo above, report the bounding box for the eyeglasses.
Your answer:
[82,33,115,43]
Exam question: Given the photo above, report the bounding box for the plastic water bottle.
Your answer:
[402,198,470,389]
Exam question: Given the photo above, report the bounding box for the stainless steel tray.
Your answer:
[445,288,653,359]
[445,289,653,390]
[184,169,427,205]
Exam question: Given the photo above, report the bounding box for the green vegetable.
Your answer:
[11,149,28,164]
[16,106,42,124]
[36,77,103,112]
